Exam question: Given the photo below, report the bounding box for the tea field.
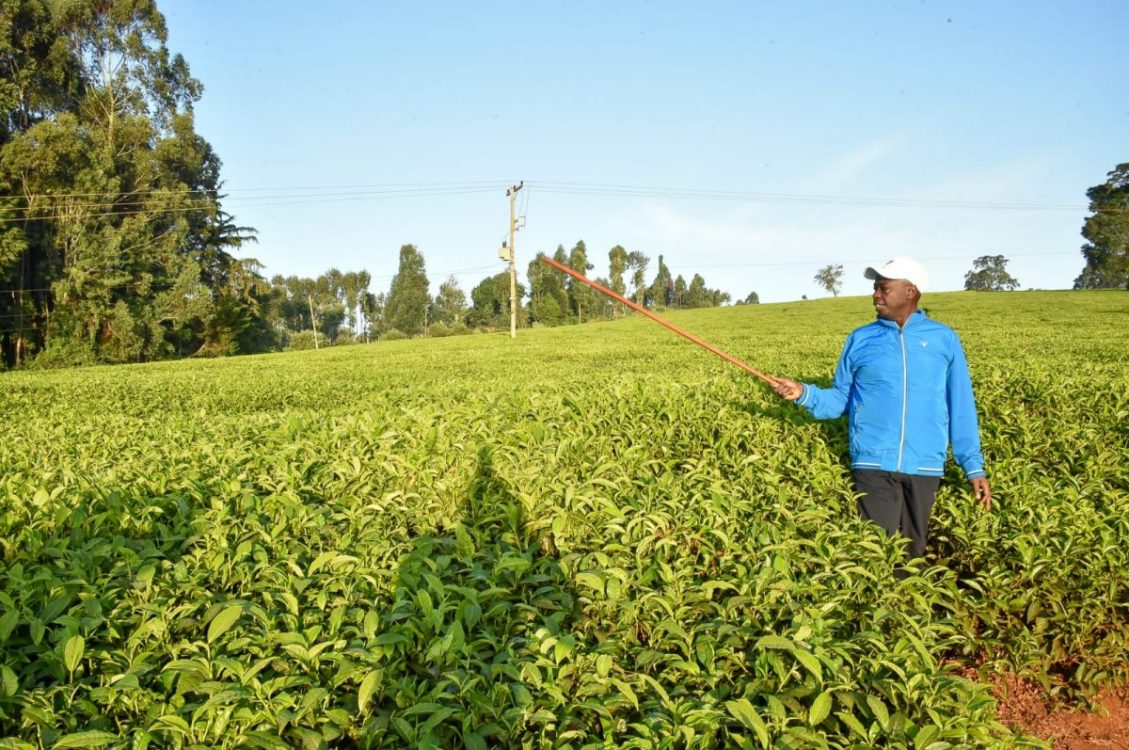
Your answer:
[1,290,1127,749]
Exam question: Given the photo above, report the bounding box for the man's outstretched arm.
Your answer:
[771,337,854,419]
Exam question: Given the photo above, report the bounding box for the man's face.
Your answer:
[872,278,917,321]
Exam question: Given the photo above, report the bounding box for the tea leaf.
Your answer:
[53,732,119,749]
[808,692,833,726]
[63,635,85,674]
[207,604,243,643]
[726,698,769,746]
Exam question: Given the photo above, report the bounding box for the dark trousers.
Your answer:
[852,470,941,559]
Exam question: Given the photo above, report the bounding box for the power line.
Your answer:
[363,262,499,283]
[520,183,531,223]
[217,185,501,210]
[5,179,1122,216]
[0,184,506,224]
[0,261,503,300]
[0,203,219,225]
[1,180,511,203]
[688,250,1078,270]
[1,195,213,214]
[525,180,1102,212]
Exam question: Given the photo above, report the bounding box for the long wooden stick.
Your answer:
[540,256,774,384]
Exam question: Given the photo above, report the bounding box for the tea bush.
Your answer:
[1,290,1125,748]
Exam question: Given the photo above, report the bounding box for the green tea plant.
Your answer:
[1,290,1125,748]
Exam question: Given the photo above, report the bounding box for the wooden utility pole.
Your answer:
[506,181,523,338]
[307,293,319,350]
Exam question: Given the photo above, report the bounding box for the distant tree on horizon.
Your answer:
[814,264,844,297]
[469,272,527,328]
[627,251,650,307]
[739,291,760,305]
[608,245,629,316]
[965,255,1020,291]
[567,241,595,323]
[431,275,468,326]
[674,274,687,308]
[384,245,430,336]
[686,273,708,308]
[527,251,569,326]
[649,255,673,308]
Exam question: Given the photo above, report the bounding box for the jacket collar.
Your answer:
[875,308,927,330]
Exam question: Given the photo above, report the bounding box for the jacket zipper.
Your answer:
[897,326,908,472]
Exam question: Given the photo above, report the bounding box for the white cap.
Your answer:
[864,257,929,291]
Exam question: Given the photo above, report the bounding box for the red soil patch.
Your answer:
[983,672,1129,749]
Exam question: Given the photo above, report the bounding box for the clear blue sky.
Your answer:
[161,0,1127,303]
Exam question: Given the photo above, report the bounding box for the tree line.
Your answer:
[265,242,739,349]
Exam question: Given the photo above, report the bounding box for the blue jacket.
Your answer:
[795,310,985,479]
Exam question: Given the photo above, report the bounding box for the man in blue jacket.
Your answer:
[771,258,992,558]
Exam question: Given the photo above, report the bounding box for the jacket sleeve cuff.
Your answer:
[796,384,812,407]
[964,468,986,480]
